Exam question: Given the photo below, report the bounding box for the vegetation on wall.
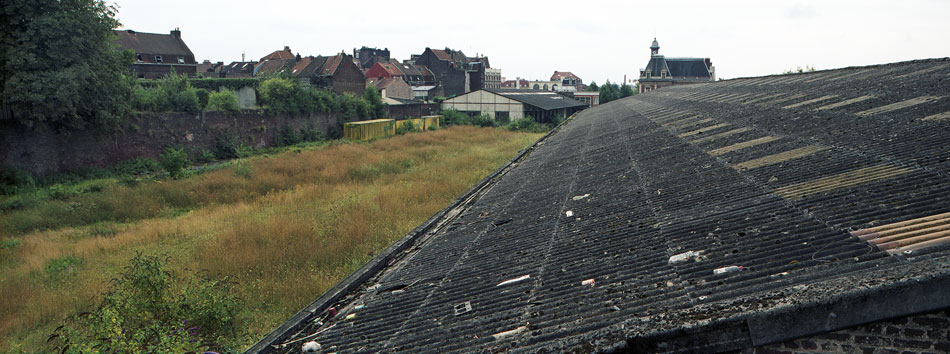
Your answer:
[131,72,203,113]
[0,0,132,132]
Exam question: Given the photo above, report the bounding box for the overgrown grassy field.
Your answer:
[0,126,544,352]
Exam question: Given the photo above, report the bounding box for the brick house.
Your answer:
[414,47,486,97]
[367,77,411,101]
[353,46,390,70]
[292,53,366,96]
[113,28,197,79]
[550,71,583,92]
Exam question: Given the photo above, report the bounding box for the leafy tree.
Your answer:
[599,81,622,103]
[258,77,300,114]
[586,81,599,92]
[1,0,132,132]
[363,85,386,118]
[620,83,635,98]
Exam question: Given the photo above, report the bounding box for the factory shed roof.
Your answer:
[248,58,950,353]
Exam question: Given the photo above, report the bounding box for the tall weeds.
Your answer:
[0,126,542,352]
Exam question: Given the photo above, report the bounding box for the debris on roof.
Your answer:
[247,58,950,354]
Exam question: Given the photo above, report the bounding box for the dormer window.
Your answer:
[155,55,163,63]
[178,56,185,64]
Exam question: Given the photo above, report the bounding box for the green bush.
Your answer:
[205,90,240,112]
[48,253,244,353]
[259,77,301,114]
[131,73,203,113]
[112,158,161,176]
[211,133,241,159]
[170,90,201,113]
[395,120,417,135]
[471,114,495,127]
[505,117,549,133]
[0,168,36,195]
[275,126,301,147]
[194,88,210,110]
[194,149,216,163]
[159,147,190,179]
[441,109,470,126]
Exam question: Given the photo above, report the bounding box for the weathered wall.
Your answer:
[742,308,950,354]
[0,110,342,177]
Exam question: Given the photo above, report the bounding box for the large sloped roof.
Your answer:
[113,30,193,56]
[248,58,950,353]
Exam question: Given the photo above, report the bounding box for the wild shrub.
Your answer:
[505,117,549,133]
[0,168,35,195]
[259,77,301,114]
[395,120,417,135]
[131,73,202,113]
[194,88,210,110]
[48,253,244,354]
[211,133,241,159]
[194,149,216,163]
[205,90,240,113]
[471,114,495,127]
[275,126,302,147]
[159,147,190,179]
[441,109,470,126]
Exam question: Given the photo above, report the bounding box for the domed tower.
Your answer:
[650,38,660,55]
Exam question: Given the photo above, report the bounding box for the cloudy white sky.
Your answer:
[114,0,950,84]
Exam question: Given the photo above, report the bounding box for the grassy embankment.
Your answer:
[0,126,544,352]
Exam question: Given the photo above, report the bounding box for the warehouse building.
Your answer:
[440,89,588,123]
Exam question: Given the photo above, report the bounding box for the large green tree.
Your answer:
[1,0,132,132]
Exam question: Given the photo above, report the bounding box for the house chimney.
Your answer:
[284,46,291,52]
[170,27,181,38]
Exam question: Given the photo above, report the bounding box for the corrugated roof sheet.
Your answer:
[249,58,950,354]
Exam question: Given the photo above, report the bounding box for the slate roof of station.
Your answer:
[248,58,950,353]
[482,89,589,111]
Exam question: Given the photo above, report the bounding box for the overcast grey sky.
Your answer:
[114,0,950,84]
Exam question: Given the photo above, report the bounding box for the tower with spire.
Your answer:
[637,38,714,93]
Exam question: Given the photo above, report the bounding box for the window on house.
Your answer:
[178,56,185,64]
[155,55,163,63]
[136,54,143,62]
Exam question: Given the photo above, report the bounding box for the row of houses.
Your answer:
[114,29,504,103]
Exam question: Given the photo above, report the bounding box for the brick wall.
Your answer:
[742,308,950,354]
[0,110,343,177]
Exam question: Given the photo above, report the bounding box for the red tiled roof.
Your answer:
[291,56,312,76]
[260,47,294,62]
[320,54,343,76]
[551,71,580,81]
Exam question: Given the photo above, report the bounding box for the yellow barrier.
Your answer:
[343,119,395,140]
[343,116,441,141]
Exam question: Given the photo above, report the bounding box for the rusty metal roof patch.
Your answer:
[852,212,950,254]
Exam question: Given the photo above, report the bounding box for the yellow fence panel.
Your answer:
[343,119,395,140]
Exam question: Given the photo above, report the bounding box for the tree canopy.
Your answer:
[1,0,131,132]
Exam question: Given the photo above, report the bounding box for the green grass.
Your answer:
[0,126,544,352]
